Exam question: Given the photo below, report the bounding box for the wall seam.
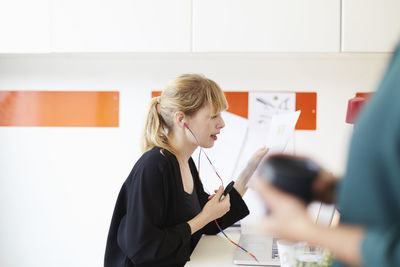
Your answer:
[340,0,343,52]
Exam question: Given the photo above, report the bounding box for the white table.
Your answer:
[186,227,244,267]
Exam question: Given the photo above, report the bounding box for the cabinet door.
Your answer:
[0,0,50,53]
[193,0,340,52]
[342,0,400,52]
[52,0,191,52]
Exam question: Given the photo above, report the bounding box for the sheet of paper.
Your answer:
[236,110,301,226]
[233,110,301,184]
[264,110,301,155]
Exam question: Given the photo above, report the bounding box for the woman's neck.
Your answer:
[168,131,197,164]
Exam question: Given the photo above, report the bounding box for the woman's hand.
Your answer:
[188,186,230,234]
[234,146,269,196]
[202,186,231,221]
[252,177,313,242]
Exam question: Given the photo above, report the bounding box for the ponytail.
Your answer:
[141,96,175,154]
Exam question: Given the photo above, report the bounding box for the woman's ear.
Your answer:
[174,111,186,128]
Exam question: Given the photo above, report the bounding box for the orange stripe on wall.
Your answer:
[355,92,373,99]
[224,92,248,118]
[0,91,119,127]
[151,91,161,98]
[295,92,317,130]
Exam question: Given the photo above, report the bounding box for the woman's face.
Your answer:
[185,104,225,148]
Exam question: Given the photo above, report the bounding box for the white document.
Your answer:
[234,110,301,184]
[264,110,301,156]
[247,110,301,188]
[237,110,301,226]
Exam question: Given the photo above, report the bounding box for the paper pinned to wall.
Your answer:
[249,92,296,129]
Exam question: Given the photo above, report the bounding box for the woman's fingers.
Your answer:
[249,147,269,168]
[208,189,219,200]
[241,146,270,183]
[221,193,230,203]
[214,186,224,200]
[256,146,269,158]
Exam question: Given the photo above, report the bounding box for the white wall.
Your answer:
[0,52,391,267]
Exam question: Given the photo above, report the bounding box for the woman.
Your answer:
[254,43,400,267]
[104,74,268,267]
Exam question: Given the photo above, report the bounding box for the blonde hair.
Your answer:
[141,74,228,155]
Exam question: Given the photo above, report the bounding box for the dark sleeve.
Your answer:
[190,159,249,235]
[201,187,250,235]
[117,156,192,265]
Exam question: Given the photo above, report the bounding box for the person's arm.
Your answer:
[190,183,249,235]
[187,186,230,234]
[200,186,250,234]
[188,158,250,235]
[234,147,269,196]
[302,223,364,266]
[253,178,365,266]
[266,211,400,267]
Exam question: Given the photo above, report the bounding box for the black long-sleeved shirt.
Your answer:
[104,147,249,267]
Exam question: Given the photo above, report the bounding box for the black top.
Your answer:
[183,189,201,253]
[104,147,249,267]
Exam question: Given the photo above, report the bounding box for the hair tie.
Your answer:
[156,97,161,114]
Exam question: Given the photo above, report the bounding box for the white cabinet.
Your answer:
[192,0,340,52]
[342,0,400,52]
[3,0,399,53]
[0,0,50,53]
[51,0,191,52]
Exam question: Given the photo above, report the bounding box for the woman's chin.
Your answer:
[203,141,215,149]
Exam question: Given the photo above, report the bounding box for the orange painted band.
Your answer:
[0,91,119,127]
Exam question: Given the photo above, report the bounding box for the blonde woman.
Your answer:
[104,74,268,267]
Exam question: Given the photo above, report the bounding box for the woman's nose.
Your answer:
[218,116,225,129]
